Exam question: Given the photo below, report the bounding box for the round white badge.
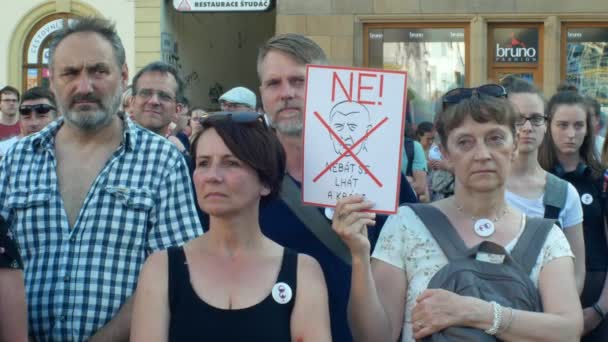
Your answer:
[324,207,335,220]
[272,282,293,304]
[474,218,495,238]
[581,193,594,205]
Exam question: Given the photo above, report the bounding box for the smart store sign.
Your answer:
[494,28,539,63]
[174,0,273,11]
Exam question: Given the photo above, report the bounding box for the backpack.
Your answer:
[407,204,553,341]
[404,138,415,177]
[543,173,568,227]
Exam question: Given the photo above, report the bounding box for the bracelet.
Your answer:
[498,307,514,335]
[485,301,503,335]
[592,303,607,320]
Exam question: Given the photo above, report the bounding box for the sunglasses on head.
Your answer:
[442,84,507,111]
[199,111,267,128]
[19,104,56,116]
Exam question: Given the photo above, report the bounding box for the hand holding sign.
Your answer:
[302,65,407,214]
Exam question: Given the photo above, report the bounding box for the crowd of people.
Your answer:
[0,15,606,342]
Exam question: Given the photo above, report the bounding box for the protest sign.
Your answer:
[302,65,407,214]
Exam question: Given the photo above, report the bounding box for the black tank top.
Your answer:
[167,246,297,341]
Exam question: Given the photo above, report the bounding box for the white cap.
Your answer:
[219,86,256,109]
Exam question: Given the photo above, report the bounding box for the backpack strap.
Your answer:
[543,172,568,222]
[404,138,415,177]
[510,216,554,275]
[280,176,351,265]
[406,203,469,260]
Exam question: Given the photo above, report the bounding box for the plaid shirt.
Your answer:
[0,115,203,341]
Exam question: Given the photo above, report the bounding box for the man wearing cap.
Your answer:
[219,86,256,111]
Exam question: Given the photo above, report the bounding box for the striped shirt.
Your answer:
[0,115,203,341]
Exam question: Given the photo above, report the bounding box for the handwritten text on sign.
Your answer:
[302,65,407,214]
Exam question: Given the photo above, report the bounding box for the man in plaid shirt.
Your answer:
[0,17,203,341]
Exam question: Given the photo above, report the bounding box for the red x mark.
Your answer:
[313,111,388,187]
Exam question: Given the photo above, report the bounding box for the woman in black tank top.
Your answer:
[130,112,331,342]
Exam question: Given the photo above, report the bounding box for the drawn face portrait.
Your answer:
[329,101,372,156]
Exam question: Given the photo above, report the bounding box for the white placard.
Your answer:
[302,65,408,214]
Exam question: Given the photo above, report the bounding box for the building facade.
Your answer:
[1,0,607,117]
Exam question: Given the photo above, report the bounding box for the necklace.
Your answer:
[454,203,509,238]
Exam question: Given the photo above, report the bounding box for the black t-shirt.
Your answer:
[557,166,608,272]
[0,217,22,269]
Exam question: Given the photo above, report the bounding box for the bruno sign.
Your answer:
[493,27,539,64]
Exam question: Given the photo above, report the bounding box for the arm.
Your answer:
[0,269,28,342]
[411,257,582,342]
[130,251,169,342]
[411,170,428,201]
[582,220,608,335]
[563,223,586,294]
[88,297,133,342]
[333,196,406,341]
[290,255,331,342]
[411,142,429,199]
[147,157,202,252]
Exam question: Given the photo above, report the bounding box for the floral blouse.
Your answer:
[372,205,574,342]
[0,217,22,270]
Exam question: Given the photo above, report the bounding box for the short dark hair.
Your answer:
[539,90,603,177]
[190,116,286,205]
[0,86,20,101]
[435,95,517,150]
[131,61,185,104]
[257,33,328,78]
[21,86,57,109]
[416,121,434,138]
[48,17,125,70]
[501,76,543,99]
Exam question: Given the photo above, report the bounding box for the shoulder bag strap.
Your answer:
[280,177,351,265]
[543,172,568,212]
[406,203,469,260]
[510,216,554,275]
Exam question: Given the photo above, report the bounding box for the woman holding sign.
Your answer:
[333,90,582,341]
[131,112,331,342]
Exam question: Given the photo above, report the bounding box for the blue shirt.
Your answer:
[0,115,203,341]
[259,174,417,342]
[401,139,428,175]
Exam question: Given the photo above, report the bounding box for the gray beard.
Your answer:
[273,119,303,137]
[61,89,122,132]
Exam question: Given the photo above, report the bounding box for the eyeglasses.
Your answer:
[19,104,56,115]
[442,84,507,110]
[135,88,176,103]
[199,111,267,128]
[515,114,547,127]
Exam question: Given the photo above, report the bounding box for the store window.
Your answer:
[364,24,468,124]
[22,13,75,91]
[562,24,608,111]
[487,24,543,88]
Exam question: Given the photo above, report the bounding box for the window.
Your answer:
[22,13,75,91]
[364,23,469,124]
[562,23,608,112]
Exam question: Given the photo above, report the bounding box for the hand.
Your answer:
[332,195,376,258]
[583,307,602,336]
[410,289,469,339]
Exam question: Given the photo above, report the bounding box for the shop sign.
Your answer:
[377,28,465,43]
[174,0,273,12]
[493,28,539,63]
[28,19,64,64]
[567,27,608,42]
